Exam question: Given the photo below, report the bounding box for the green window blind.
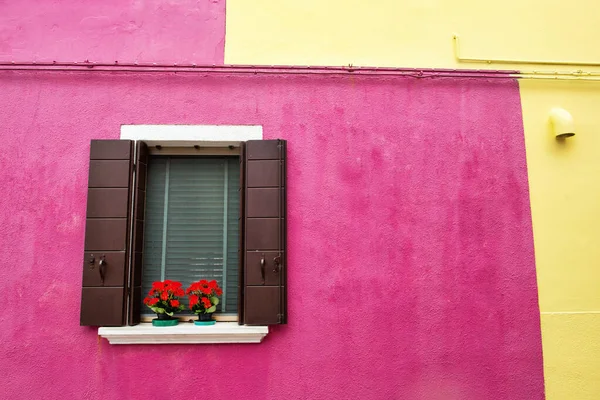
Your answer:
[141,156,240,314]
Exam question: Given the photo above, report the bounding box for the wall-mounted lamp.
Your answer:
[549,107,575,139]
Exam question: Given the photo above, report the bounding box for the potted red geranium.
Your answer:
[186,280,223,326]
[144,280,185,326]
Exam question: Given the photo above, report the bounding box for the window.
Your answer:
[142,155,240,316]
[80,138,287,328]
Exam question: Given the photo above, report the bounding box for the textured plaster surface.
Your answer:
[0,71,544,399]
[0,0,225,64]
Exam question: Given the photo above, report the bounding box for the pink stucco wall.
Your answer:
[0,71,544,399]
[0,0,225,64]
[0,2,544,399]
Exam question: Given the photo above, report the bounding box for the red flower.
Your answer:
[208,280,217,288]
[145,280,185,314]
[189,295,199,307]
[201,297,212,309]
[215,288,223,296]
[187,282,200,294]
[200,286,212,295]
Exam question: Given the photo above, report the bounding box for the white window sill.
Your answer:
[98,322,268,344]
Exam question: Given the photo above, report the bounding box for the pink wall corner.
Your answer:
[0,0,226,64]
[0,71,544,399]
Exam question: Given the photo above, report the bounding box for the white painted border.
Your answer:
[99,323,268,344]
[120,124,263,146]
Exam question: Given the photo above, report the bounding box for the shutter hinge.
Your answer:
[132,163,137,172]
[277,313,283,324]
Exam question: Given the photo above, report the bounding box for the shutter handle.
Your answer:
[260,254,266,285]
[273,256,281,273]
[99,255,107,285]
[89,254,95,269]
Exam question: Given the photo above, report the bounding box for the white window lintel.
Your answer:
[120,124,263,147]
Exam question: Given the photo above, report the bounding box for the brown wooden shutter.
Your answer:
[128,141,148,325]
[80,140,134,326]
[242,139,287,325]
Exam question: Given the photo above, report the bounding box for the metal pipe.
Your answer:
[0,60,513,75]
[0,66,513,79]
[2,60,600,81]
[453,33,600,68]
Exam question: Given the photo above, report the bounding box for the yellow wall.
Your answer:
[520,80,600,399]
[225,0,600,71]
[225,2,600,399]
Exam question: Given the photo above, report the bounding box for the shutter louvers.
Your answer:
[242,139,287,325]
[80,140,134,326]
[128,141,148,325]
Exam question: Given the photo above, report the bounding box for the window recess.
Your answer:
[141,155,240,316]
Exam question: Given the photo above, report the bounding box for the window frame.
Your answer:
[120,125,262,327]
[139,145,242,322]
